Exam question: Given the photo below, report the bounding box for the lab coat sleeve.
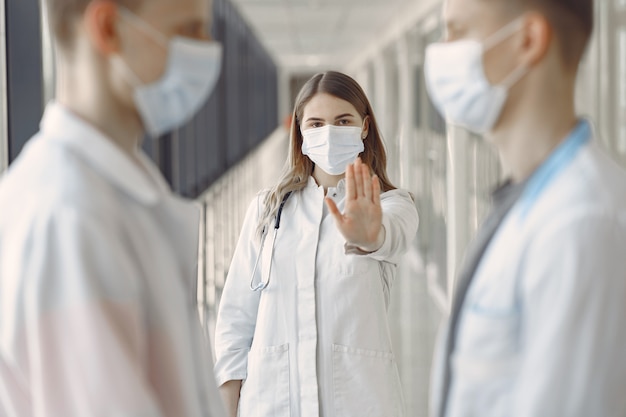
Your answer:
[347,189,419,264]
[214,195,263,387]
[19,205,164,417]
[513,208,626,417]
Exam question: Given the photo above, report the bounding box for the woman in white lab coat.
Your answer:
[214,71,419,417]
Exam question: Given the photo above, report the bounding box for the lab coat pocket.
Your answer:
[239,343,290,417]
[458,306,520,359]
[332,344,404,417]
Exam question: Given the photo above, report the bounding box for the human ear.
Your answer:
[362,116,370,140]
[83,0,122,55]
[518,12,552,68]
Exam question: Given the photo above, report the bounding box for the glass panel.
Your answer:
[40,0,55,105]
[618,28,626,154]
[0,0,7,173]
[420,22,448,296]
[414,65,423,129]
[467,135,501,236]
[379,18,446,417]
[386,47,401,184]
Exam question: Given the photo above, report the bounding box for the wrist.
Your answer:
[357,226,385,253]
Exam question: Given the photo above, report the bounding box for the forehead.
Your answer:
[302,93,359,119]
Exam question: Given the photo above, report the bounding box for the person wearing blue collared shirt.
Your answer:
[423,0,626,416]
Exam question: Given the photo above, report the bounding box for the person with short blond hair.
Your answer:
[0,0,225,416]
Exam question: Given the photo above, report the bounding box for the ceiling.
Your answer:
[229,0,419,73]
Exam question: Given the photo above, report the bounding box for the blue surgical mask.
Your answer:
[116,8,223,137]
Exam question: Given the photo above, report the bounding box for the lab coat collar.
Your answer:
[306,176,347,196]
[334,178,347,194]
[40,102,167,206]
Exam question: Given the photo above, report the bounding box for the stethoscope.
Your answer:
[250,191,292,291]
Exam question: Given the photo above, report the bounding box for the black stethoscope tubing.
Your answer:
[249,191,292,291]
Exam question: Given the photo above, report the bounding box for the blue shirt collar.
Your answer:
[517,119,593,221]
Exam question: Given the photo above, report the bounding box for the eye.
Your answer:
[311,122,324,128]
[338,119,351,126]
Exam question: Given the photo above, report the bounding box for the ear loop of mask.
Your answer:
[499,64,529,89]
[482,17,526,50]
[482,17,529,89]
[112,55,142,87]
[113,7,169,88]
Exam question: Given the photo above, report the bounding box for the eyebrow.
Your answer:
[304,114,356,123]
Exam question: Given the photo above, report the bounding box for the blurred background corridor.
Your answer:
[2,1,626,415]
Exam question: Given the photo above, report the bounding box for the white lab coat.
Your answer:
[214,177,419,417]
[0,103,226,417]
[431,132,626,417]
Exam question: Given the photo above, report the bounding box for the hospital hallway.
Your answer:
[2,1,626,416]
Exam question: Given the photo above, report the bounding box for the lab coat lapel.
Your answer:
[435,180,527,417]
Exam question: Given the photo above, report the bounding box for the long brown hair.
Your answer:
[258,71,396,236]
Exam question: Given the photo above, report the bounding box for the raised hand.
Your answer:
[326,158,385,253]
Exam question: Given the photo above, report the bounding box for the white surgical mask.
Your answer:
[424,18,528,134]
[301,125,365,175]
[116,8,223,137]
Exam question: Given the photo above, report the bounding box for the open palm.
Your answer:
[326,158,384,252]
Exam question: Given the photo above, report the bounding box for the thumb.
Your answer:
[325,197,343,223]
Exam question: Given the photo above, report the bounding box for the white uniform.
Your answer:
[0,103,226,417]
[214,177,419,417]
[431,121,626,417]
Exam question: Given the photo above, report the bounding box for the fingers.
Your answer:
[354,158,365,198]
[345,163,357,200]
[346,159,378,203]
[372,175,382,207]
[362,162,372,202]
[325,197,343,223]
